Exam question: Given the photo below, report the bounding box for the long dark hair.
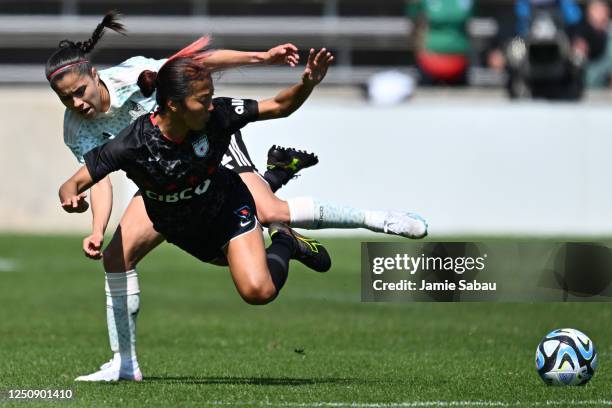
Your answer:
[137,37,214,113]
[45,10,126,84]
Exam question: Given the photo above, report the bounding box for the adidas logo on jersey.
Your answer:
[221,154,234,169]
[232,99,245,115]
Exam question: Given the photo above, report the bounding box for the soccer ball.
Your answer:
[535,328,598,386]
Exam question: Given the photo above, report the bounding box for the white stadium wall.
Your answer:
[1,85,611,236]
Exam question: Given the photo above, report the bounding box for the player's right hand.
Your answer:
[265,43,300,67]
[61,193,89,213]
[83,232,104,259]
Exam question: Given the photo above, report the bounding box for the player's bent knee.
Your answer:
[238,281,277,305]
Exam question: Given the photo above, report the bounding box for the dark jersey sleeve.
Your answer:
[212,97,259,134]
[83,125,134,183]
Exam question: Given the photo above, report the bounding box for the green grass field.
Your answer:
[0,234,611,407]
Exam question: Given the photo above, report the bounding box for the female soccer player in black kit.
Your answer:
[59,38,333,309]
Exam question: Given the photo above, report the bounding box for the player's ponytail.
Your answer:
[45,10,126,83]
[148,36,215,113]
[79,11,125,54]
[166,36,212,63]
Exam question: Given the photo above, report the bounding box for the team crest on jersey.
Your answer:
[192,135,209,157]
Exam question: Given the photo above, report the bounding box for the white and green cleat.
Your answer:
[381,212,428,239]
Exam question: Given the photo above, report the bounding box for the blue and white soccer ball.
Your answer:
[535,328,598,386]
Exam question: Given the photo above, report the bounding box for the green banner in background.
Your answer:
[361,242,612,302]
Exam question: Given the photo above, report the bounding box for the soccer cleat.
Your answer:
[266,145,319,179]
[268,223,331,272]
[75,353,143,382]
[382,212,428,239]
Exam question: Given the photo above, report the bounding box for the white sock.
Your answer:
[105,270,140,368]
[287,197,316,228]
[288,197,385,231]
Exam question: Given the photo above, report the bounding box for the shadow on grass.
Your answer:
[143,376,364,386]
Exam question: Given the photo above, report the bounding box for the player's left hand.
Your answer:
[265,43,300,67]
[83,232,104,260]
[302,48,334,87]
[61,193,89,213]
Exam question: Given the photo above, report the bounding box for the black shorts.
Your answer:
[164,173,259,263]
[221,131,258,174]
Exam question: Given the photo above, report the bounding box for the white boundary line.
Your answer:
[205,401,612,407]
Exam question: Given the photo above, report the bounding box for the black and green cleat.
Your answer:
[266,145,319,178]
[268,223,331,273]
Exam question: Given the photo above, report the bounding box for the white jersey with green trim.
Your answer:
[63,56,167,163]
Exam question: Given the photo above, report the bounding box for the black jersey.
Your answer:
[84,97,259,238]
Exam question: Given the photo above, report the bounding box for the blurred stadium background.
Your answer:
[1,0,611,237]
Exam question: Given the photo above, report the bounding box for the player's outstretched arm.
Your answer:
[204,43,300,69]
[59,166,96,214]
[257,48,333,120]
[84,175,113,259]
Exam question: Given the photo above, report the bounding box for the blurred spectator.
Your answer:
[406,0,474,86]
[488,0,583,71]
[575,0,612,88]
[486,0,586,99]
